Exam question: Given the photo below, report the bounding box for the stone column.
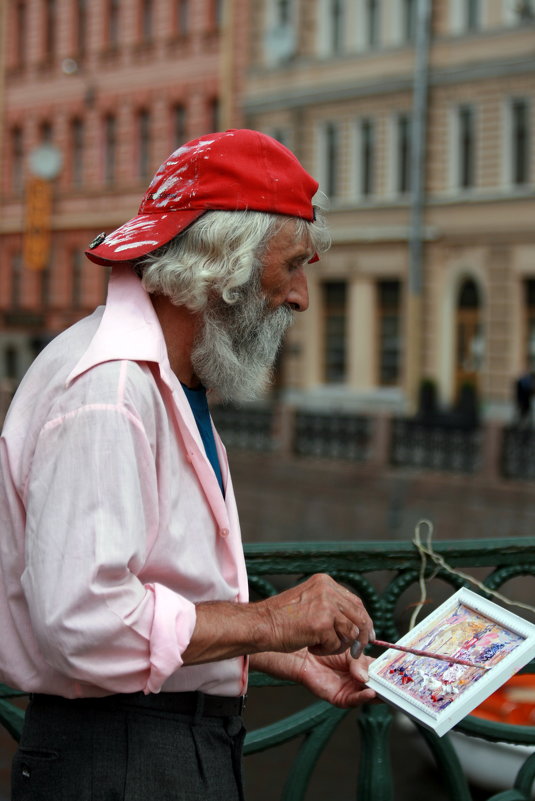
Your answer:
[348,276,375,390]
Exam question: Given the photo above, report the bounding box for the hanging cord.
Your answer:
[409,519,535,630]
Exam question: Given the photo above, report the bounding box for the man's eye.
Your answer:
[289,260,305,272]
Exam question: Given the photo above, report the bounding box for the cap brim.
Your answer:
[85,209,205,266]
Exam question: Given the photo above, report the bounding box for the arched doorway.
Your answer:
[455,278,484,397]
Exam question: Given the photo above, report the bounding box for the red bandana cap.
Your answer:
[86,129,319,266]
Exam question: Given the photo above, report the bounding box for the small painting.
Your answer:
[367,588,535,736]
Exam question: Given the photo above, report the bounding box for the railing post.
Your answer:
[274,402,296,456]
[478,420,503,483]
[356,703,394,801]
[368,413,392,470]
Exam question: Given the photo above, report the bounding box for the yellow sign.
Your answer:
[23,177,53,271]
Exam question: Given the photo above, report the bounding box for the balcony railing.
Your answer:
[2,537,534,800]
[210,403,535,482]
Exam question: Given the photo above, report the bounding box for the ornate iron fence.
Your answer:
[390,418,481,473]
[209,404,535,483]
[502,426,535,481]
[2,538,534,800]
[294,411,371,461]
[210,403,275,452]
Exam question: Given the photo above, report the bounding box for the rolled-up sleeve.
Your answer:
[22,402,196,695]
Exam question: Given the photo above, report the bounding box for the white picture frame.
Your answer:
[366,588,535,737]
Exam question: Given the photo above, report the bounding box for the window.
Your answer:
[458,105,475,189]
[107,0,120,48]
[323,281,347,383]
[402,0,416,42]
[396,113,412,194]
[175,0,189,35]
[511,99,530,186]
[140,0,153,41]
[276,0,292,25]
[209,0,223,29]
[377,280,401,385]
[366,0,380,47]
[322,122,339,198]
[71,118,84,187]
[104,114,117,185]
[14,1,27,68]
[465,0,480,30]
[514,0,535,22]
[330,0,344,53]
[39,121,53,144]
[265,0,296,63]
[72,250,83,307]
[172,104,187,147]
[11,252,22,308]
[270,128,291,148]
[76,0,87,58]
[41,261,52,308]
[455,278,483,391]
[208,98,220,133]
[10,127,24,193]
[4,345,18,380]
[360,118,375,197]
[44,0,56,61]
[138,110,151,180]
[525,279,535,370]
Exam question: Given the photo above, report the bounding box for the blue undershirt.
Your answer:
[181,383,224,495]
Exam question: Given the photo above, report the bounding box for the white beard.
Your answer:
[191,277,294,403]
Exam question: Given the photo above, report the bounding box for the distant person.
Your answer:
[514,370,535,425]
[0,129,376,801]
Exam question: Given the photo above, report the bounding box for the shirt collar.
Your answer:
[67,264,174,388]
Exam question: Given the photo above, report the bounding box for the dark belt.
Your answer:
[32,691,247,718]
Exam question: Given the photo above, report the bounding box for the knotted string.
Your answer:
[409,519,535,630]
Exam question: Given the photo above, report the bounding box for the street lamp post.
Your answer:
[405,0,431,412]
[23,142,63,271]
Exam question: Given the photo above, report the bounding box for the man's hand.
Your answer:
[182,574,374,666]
[255,573,373,657]
[250,649,376,709]
[295,650,376,708]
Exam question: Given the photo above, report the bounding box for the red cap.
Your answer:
[86,129,319,266]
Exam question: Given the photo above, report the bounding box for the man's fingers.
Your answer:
[350,639,363,659]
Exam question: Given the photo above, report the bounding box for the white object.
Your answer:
[367,588,535,736]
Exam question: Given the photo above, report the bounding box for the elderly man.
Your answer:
[0,129,375,801]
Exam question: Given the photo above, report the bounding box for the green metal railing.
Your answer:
[242,538,535,801]
[1,537,534,800]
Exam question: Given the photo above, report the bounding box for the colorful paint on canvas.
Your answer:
[376,602,524,712]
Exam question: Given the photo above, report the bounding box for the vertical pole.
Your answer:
[0,0,7,197]
[356,703,394,801]
[220,0,234,130]
[405,0,432,412]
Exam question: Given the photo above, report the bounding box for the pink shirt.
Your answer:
[0,265,249,699]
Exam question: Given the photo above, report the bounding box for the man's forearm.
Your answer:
[181,600,274,665]
[182,574,374,667]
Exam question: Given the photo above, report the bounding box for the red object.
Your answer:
[471,675,535,725]
[86,129,319,266]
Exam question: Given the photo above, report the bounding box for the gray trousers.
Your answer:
[11,692,246,801]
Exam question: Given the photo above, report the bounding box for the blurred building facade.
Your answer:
[0,0,246,380]
[245,0,535,419]
[1,0,534,420]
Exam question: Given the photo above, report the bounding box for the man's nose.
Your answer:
[287,269,309,312]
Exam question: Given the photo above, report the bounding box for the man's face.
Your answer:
[191,221,312,403]
[260,220,313,312]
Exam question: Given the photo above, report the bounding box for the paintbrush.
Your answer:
[353,638,490,670]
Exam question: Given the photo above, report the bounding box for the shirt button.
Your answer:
[220,527,230,538]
